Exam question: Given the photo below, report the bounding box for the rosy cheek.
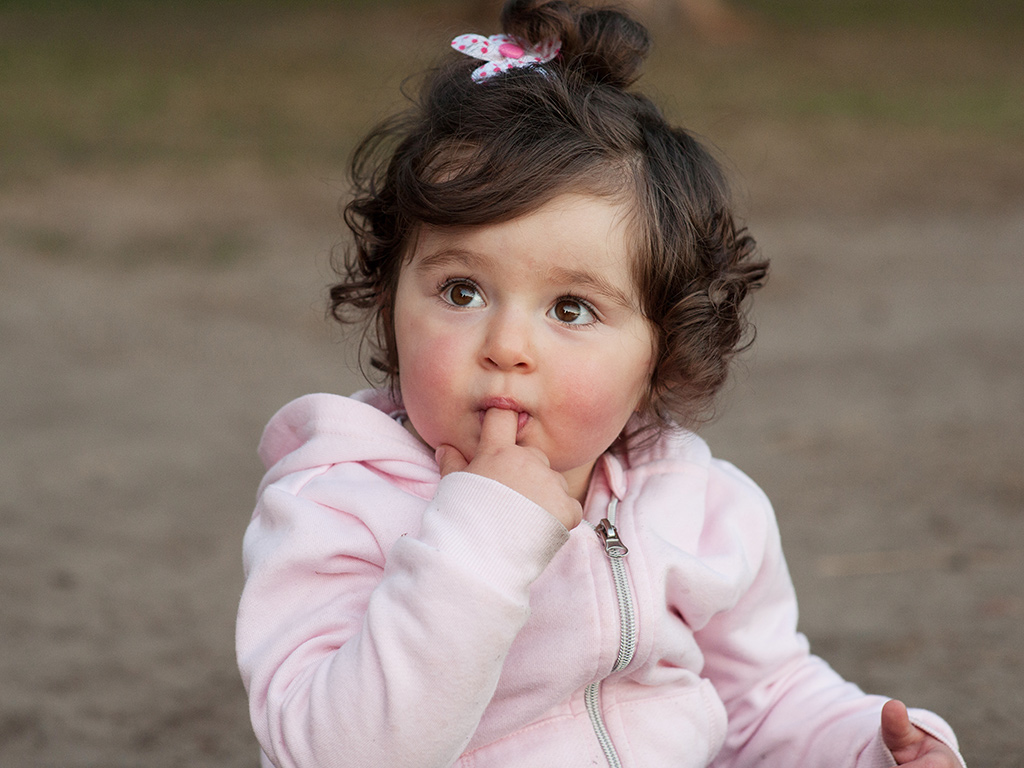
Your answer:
[403,332,459,390]
[397,329,466,446]
[550,366,627,434]
[555,344,649,440]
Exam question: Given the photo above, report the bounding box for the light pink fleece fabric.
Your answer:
[236,390,965,768]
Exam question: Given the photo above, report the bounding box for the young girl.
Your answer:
[236,2,967,766]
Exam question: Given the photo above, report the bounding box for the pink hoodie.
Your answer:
[236,390,965,768]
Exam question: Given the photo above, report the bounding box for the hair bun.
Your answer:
[501,0,651,88]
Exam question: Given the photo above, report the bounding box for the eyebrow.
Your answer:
[545,266,637,309]
[410,247,487,276]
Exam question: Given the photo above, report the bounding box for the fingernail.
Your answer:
[434,446,446,465]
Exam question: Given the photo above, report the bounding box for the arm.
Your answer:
[237,408,579,768]
[697,463,965,768]
[237,469,568,768]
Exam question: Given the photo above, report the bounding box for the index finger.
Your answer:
[478,407,519,451]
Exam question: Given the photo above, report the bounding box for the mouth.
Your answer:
[478,397,531,433]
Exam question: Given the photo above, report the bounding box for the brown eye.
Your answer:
[443,281,483,307]
[554,300,581,322]
[550,298,596,325]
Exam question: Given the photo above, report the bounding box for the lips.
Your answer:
[478,397,531,432]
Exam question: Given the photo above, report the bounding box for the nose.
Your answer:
[481,308,535,372]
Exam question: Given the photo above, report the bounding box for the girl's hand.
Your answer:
[435,408,584,530]
[882,699,961,767]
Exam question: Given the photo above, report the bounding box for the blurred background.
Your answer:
[1,1,1022,765]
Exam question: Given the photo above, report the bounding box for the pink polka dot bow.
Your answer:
[451,33,562,83]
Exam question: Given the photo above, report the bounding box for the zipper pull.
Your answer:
[595,518,628,558]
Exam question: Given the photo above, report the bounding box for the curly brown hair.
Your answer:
[329,0,767,432]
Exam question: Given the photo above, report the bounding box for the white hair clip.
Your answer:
[451,33,561,83]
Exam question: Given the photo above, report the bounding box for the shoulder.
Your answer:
[256,389,436,495]
[624,426,769,504]
[258,389,397,457]
[620,425,776,545]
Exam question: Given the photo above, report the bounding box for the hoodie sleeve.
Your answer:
[236,467,568,768]
[696,461,966,768]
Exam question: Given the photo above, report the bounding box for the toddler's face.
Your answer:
[392,192,655,501]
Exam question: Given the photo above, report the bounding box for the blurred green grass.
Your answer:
[737,0,1024,27]
[0,3,422,181]
[0,0,1021,186]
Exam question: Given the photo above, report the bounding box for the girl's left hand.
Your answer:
[882,700,961,767]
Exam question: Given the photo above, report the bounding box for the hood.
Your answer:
[256,389,438,497]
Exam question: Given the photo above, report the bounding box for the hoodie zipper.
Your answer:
[585,496,638,768]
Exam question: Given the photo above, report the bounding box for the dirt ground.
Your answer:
[1,4,1022,766]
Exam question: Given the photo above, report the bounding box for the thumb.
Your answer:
[435,444,469,477]
[882,700,922,759]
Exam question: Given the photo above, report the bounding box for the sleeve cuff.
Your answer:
[861,707,968,768]
[907,710,968,768]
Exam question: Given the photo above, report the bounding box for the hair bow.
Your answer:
[451,33,561,83]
